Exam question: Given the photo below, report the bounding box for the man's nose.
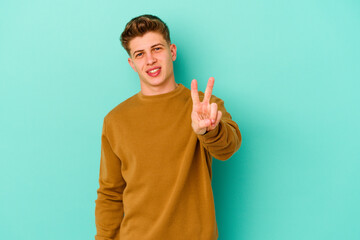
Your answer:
[146,53,157,65]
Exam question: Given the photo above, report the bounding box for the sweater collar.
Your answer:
[137,83,185,101]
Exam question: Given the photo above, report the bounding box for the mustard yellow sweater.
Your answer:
[95,83,241,240]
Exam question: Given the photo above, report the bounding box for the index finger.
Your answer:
[203,77,215,103]
[191,79,200,106]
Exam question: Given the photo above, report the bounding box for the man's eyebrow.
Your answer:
[132,43,165,57]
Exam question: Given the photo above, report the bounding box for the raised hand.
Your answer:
[191,77,222,135]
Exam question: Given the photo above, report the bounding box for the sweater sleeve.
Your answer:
[95,117,126,240]
[196,95,242,161]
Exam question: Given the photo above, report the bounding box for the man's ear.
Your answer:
[128,57,137,72]
[170,44,177,61]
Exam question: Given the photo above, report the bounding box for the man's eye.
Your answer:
[136,53,143,58]
[154,47,161,51]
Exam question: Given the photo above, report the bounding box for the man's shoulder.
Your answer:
[104,92,140,123]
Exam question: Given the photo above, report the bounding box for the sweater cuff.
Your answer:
[197,121,221,142]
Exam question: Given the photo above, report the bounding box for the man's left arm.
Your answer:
[191,77,242,160]
[197,95,242,160]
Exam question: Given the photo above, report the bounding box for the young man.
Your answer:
[95,14,242,240]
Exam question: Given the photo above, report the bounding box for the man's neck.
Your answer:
[140,81,179,96]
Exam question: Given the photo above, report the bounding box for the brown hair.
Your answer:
[120,14,171,55]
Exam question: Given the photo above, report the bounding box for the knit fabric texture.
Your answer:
[95,83,241,240]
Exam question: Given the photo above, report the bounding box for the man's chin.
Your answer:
[142,77,165,87]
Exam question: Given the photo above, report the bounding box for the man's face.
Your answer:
[127,31,177,91]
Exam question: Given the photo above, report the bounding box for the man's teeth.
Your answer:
[149,68,159,73]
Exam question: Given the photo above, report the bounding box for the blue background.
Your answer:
[1,0,359,239]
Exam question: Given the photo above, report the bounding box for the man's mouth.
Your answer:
[146,67,161,77]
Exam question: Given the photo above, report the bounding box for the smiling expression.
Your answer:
[128,31,177,95]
